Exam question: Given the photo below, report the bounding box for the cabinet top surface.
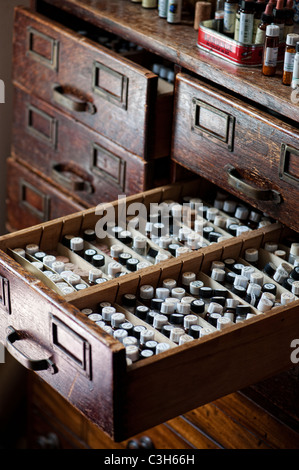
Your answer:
[40,0,299,122]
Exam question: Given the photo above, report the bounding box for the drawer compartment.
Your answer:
[6,158,84,231]
[172,73,299,232]
[12,86,160,207]
[1,181,299,441]
[13,6,173,160]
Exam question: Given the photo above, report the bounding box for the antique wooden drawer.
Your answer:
[172,73,299,232]
[11,85,163,207]
[0,181,298,442]
[6,158,84,232]
[12,6,173,161]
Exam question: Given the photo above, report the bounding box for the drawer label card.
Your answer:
[91,143,126,191]
[27,104,57,148]
[92,61,128,109]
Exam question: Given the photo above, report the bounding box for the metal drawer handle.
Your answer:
[53,85,96,114]
[6,326,56,374]
[226,165,281,204]
[52,163,94,194]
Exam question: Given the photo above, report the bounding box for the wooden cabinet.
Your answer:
[4,0,299,450]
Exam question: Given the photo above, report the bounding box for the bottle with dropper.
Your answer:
[254,2,274,44]
[273,0,286,43]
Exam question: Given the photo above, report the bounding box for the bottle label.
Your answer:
[158,0,169,17]
[234,12,240,40]
[264,47,278,67]
[142,0,157,7]
[238,12,254,44]
[252,18,260,40]
[254,27,265,44]
[283,51,295,72]
[167,0,182,23]
[223,3,238,33]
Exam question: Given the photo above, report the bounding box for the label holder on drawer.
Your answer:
[0,275,11,315]
[92,61,128,109]
[279,143,299,186]
[27,26,59,71]
[50,315,91,380]
[192,98,235,152]
[27,104,57,148]
[20,179,50,222]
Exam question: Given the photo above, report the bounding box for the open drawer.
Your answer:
[0,181,298,441]
[13,5,173,160]
[172,73,299,232]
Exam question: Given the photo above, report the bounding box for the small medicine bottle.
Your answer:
[282,34,299,85]
[70,237,85,257]
[167,0,182,24]
[237,0,255,45]
[223,0,239,36]
[254,2,274,44]
[291,42,299,90]
[253,0,266,40]
[273,0,286,42]
[159,0,169,18]
[284,0,295,38]
[215,0,225,19]
[142,0,157,8]
[262,24,280,76]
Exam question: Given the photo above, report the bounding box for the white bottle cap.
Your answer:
[155,253,169,264]
[156,342,171,354]
[189,280,204,295]
[60,286,76,295]
[101,306,116,321]
[281,292,296,305]
[247,283,262,297]
[66,273,81,286]
[125,345,139,362]
[217,316,232,330]
[176,246,191,257]
[31,261,44,270]
[241,266,255,280]
[200,327,214,337]
[50,274,63,283]
[162,278,177,290]
[43,255,56,268]
[277,262,292,274]
[291,280,299,296]
[70,237,84,251]
[194,218,206,233]
[153,314,169,329]
[178,227,192,241]
[102,325,113,335]
[139,330,154,345]
[274,250,286,259]
[235,206,249,220]
[207,302,223,314]
[250,271,264,286]
[158,236,172,249]
[14,248,26,257]
[176,302,191,315]
[111,312,126,328]
[214,215,227,228]
[181,272,196,286]
[223,200,237,213]
[261,291,276,303]
[224,311,235,322]
[25,244,40,255]
[206,207,218,221]
[171,287,186,299]
[108,261,122,277]
[140,284,155,300]
[211,268,226,283]
[81,308,93,315]
[236,226,250,236]
[264,242,278,252]
[179,334,194,345]
[257,297,273,312]
[110,245,123,258]
[273,267,289,284]
[244,248,259,263]
[123,336,138,347]
[226,298,240,309]
[88,269,103,282]
[286,33,299,46]
[170,327,185,343]
[183,314,198,328]
[52,261,65,274]
[88,313,103,322]
[160,301,175,314]
[155,287,170,300]
[187,232,201,249]
[171,204,182,218]
[266,24,280,37]
[290,243,299,257]
[233,275,248,289]
[211,260,225,270]
[75,283,87,290]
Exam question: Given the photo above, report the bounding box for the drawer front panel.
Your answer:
[172,73,299,232]
[6,158,84,231]
[12,86,149,207]
[13,6,157,159]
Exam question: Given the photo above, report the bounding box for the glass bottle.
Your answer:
[283,0,295,39]
[215,0,225,19]
[282,34,299,85]
[252,0,266,41]
[291,42,299,89]
[273,0,286,43]
[237,0,255,44]
[262,24,280,76]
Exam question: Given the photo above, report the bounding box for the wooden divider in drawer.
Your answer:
[13,6,173,160]
[172,73,299,232]
[12,86,152,207]
[6,158,84,231]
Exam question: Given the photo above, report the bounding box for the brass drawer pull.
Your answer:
[6,326,56,374]
[53,85,96,114]
[52,163,94,194]
[226,165,281,203]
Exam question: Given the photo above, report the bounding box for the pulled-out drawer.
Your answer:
[13,6,173,160]
[12,86,159,207]
[0,181,298,441]
[6,158,84,232]
[172,73,299,232]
